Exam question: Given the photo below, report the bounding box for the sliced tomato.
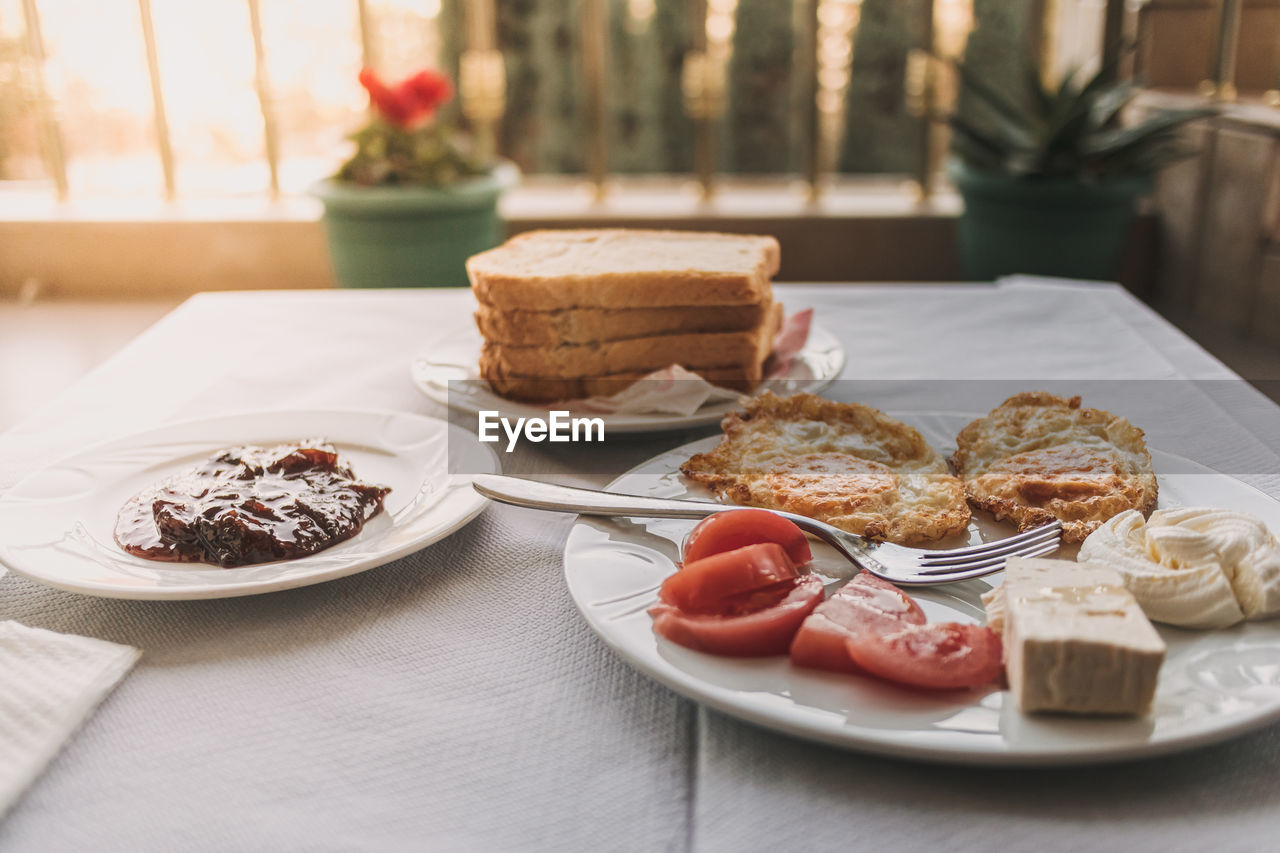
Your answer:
[650,575,824,657]
[846,622,1003,690]
[683,509,812,567]
[790,571,926,673]
[659,542,798,615]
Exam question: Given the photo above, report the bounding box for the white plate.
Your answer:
[563,413,1280,765]
[0,409,499,600]
[410,323,846,434]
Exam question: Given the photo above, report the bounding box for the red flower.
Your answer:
[358,67,454,129]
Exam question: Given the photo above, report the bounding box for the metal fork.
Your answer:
[471,474,1061,586]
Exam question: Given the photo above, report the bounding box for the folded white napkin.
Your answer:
[0,622,139,818]
[567,364,742,415]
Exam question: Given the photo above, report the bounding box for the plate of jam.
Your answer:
[0,409,498,599]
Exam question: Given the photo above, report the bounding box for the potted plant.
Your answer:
[943,58,1214,282]
[311,68,518,288]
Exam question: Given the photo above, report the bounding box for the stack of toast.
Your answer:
[466,229,783,403]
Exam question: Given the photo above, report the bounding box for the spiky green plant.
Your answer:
[945,58,1216,180]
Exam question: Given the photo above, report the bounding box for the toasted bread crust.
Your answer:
[952,392,1158,543]
[478,303,781,379]
[474,300,773,346]
[467,229,779,310]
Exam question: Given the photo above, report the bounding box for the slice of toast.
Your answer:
[467,229,780,310]
[474,299,773,346]
[478,302,782,379]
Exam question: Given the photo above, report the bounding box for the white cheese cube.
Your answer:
[999,557,1166,716]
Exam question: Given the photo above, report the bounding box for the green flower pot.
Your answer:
[950,162,1151,282]
[310,160,519,288]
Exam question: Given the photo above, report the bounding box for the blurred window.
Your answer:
[1,0,1268,201]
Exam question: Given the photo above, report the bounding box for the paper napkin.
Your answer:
[763,308,813,378]
[569,364,742,415]
[0,622,140,818]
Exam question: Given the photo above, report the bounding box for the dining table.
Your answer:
[3,278,1280,852]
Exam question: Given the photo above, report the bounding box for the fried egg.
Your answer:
[952,392,1157,543]
[679,392,970,545]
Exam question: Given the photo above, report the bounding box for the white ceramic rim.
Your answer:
[0,408,499,600]
[563,428,1280,766]
[410,323,847,434]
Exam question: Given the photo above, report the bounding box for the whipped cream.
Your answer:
[1079,507,1280,629]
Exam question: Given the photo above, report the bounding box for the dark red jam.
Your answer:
[115,441,391,568]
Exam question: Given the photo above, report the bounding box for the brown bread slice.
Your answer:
[467,229,779,310]
[479,302,781,379]
[474,299,773,346]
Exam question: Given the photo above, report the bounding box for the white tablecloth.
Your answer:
[3,282,1280,852]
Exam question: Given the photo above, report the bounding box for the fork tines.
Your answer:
[913,521,1064,576]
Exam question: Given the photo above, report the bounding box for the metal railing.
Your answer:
[8,0,1252,208]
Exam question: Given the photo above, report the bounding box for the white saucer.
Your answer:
[410,323,846,434]
[0,409,498,600]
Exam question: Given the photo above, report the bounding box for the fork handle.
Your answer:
[472,474,731,520]
[471,474,890,577]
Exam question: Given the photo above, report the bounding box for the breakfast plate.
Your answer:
[0,409,498,600]
[410,323,846,434]
[562,413,1280,765]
